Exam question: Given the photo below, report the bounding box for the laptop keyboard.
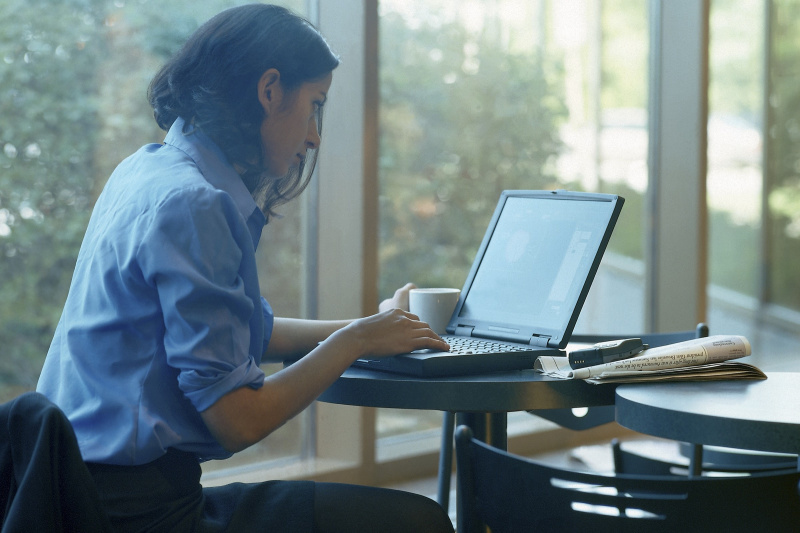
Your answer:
[442,335,530,355]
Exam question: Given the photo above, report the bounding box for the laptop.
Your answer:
[354,189,624,377]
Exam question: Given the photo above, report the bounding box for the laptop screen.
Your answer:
[452,191,621,347]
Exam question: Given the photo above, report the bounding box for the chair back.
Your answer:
[455,425,800,533]
[613,438,800,476]
[1,392,112,532]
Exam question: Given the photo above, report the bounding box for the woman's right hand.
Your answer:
[328,308,450,359]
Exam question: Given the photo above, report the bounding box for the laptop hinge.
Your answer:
[529,335,551,347]
[455,326,475,337]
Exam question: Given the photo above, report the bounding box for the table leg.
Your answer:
[457,413,486,442]
[437,412,455,509]
[454,413,508,449]
[489,413,508,450]
[439,412,507,511]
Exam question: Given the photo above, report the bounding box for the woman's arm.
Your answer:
[261,317,352,362]
[261,282,418,362]
[200,307,448,452]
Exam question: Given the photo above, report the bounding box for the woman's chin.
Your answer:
[263,164,290,179]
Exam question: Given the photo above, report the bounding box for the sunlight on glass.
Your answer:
[377,0,648,442]
[0,0,308,470]
[708,0,764,299]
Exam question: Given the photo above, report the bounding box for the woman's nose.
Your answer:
[306,117,321,149]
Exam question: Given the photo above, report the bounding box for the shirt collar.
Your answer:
[164,118,266,229]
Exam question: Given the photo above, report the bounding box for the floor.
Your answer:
[385,436,688,525]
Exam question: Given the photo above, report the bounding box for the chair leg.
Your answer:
[688,443,703,477]
[438,411,455,509]
[611,438,623,472]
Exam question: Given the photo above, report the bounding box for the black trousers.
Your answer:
[87,449,453,533]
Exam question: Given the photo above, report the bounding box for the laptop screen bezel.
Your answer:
[445,189,624,349]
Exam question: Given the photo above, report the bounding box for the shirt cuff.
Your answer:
[180,357,265,412]
[261,297,274,356]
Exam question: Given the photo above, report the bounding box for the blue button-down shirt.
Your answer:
[37,118,270,465]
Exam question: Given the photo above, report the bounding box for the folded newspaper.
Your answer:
[534,335,766,384]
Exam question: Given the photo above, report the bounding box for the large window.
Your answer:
[4,0,799,487]
[377,0,649,444]
[707,0,763,303]
[0,0,309,470]
[707,0,800,371]
[765,1,800,313]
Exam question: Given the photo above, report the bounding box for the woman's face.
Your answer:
[258,70,333,178]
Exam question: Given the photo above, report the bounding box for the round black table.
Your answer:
[318,366,616,413]
[616,371,800,456]
[319,366,618,509]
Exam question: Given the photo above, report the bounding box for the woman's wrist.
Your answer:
[322,322,367,361]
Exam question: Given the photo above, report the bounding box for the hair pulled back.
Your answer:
[148,4,339,219]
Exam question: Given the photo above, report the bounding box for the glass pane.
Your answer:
[573,0,648,334]
[0,0,308,468]
[708,0,800,371]
[377,0,648,443]
[708,0,763,303]
[767,0,800,312]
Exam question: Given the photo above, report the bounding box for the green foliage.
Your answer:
[709,0,764,119]
[0,0,211,395]
[595,181,643,259]
[767,0,800,308]
[0,0,309,397]
[0,0,107,395]
[709,210,759,298]
[378,10,567,295]
[601,0,648,110]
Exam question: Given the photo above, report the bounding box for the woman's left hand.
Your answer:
[379,282,416,312]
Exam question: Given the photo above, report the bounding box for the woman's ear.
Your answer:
[257,69,282,114]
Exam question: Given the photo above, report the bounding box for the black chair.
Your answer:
[614,438,799,477]
[437,323,708,508]
[610,437,686,476]
[679,442,798,473]
[455,425,800,533]
[0,392,112,532]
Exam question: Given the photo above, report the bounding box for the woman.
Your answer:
[37,4,453,532]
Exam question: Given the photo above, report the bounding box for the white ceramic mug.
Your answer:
[409,288,461,335]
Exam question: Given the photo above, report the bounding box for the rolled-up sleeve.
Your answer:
[139,186,265,413]
[261,297,274,356]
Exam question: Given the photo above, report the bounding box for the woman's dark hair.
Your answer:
[147,4,339,220]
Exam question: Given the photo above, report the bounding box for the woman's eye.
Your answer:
[312,103,325,134]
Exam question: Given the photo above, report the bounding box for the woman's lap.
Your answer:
[312,482,453,533]
[88,449,452,533]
